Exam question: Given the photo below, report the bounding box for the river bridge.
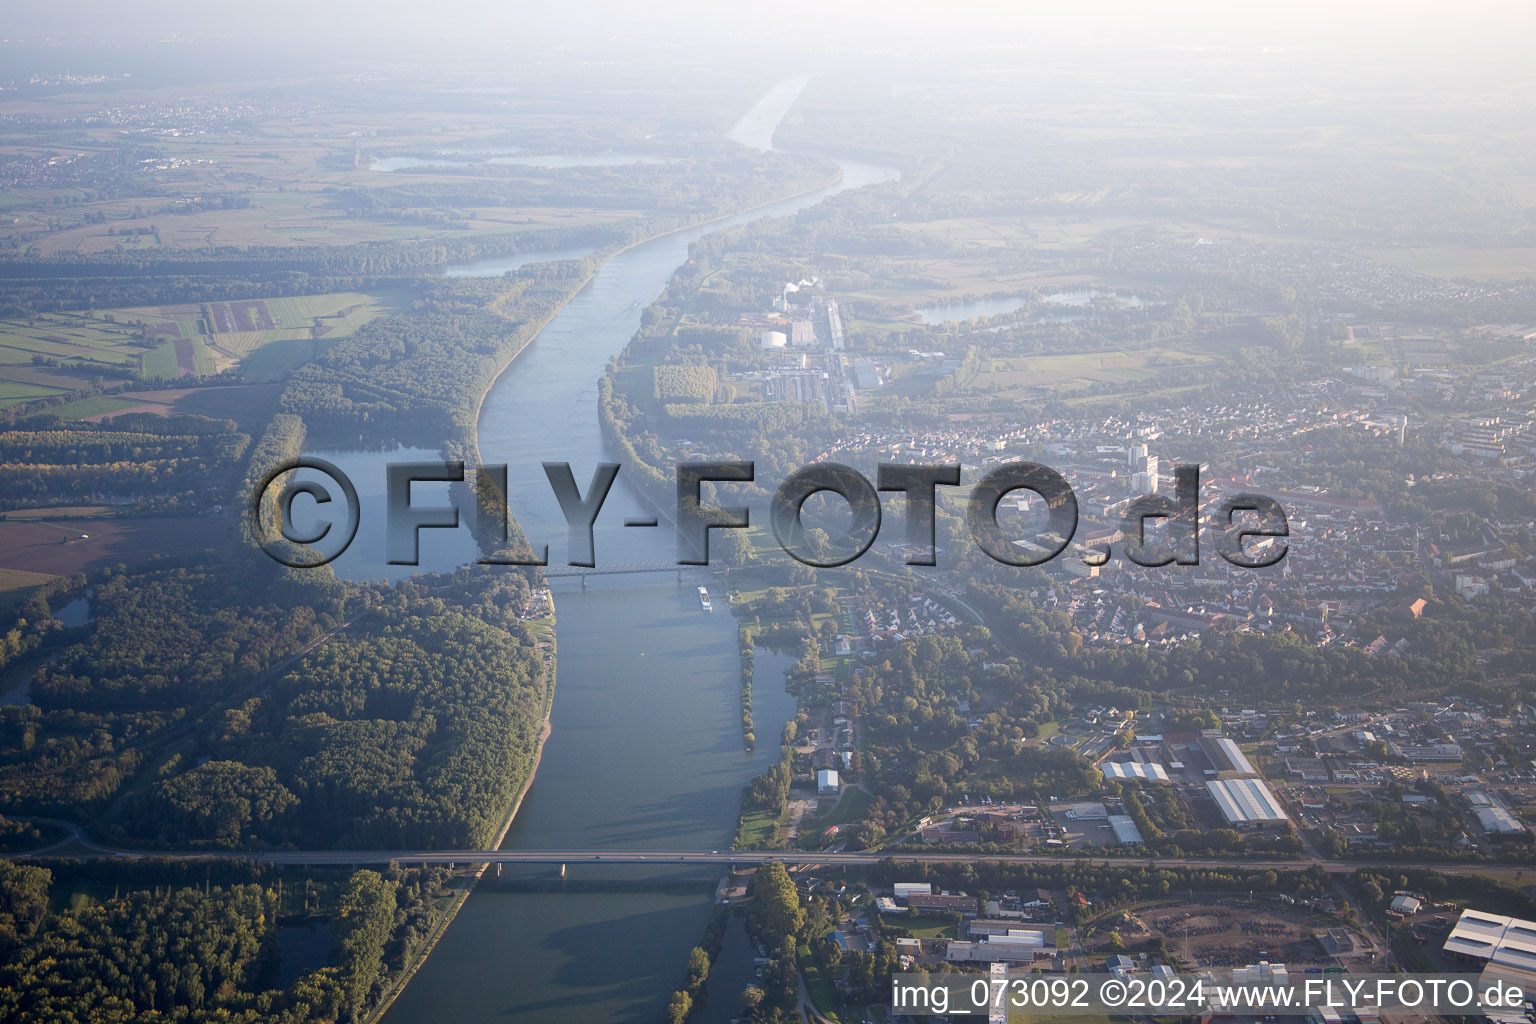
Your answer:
[8,824,1530,883]
[541,562,696,585]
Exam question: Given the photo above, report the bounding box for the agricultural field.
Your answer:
[48,397,142,420]
[0,380,73,409]
[68,383,282,433]
[0,313,145,405]
[828,211,1282,311]
[181,291,399,379]
[969,346,1215,398]
[0,516,230,585]
[0,314,145,370]
[0,101,656,257]
[20,190,645,256]
[896,213,1263,252]
[0,566,59,606]
[0,308,205,386]
[123,290,402,380]
[1369,246,1536,281]
[0,291,402,390]
[0,82,765,263]
[840,261,1105,309]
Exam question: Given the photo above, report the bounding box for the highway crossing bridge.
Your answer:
[35,846,1528,882]
[8,820,1530,880]
[541,562,694,585]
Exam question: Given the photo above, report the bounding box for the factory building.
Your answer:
[1198,735,1260,778]
[1205,778,1289,827]
[1108,815,1145,845]
[1100,760,1171,784]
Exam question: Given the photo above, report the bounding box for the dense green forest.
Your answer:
[0,861,457,1024]
[0,557,547,851]
[0,413,249,512]
[123,573,549,849]
[0,860,50,956]
[276,265,591,453]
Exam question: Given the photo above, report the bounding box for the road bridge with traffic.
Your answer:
[9,825,1530,882]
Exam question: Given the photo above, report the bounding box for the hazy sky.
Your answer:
[5,0,1535,59]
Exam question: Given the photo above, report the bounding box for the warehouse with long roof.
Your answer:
[1101,760,1171,784]
[1205,778,1289,827]
[1198,735,1259,777]
[1443,909,1536,997]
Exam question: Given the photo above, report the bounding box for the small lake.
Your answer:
[54,596,91,628]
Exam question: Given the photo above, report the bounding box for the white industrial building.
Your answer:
[1101,760,1171,784]
[816,769,840,795]
[945,933,1049,964]
[1108,814,1145,845]
[1443,909,1536,989]
[1199,735,1259,777]
[1063,801,1108,820]
[1465,791,1527,835]
[968,921,1055,943]
[1231,961,1288,986]
[826,299,845,350]
[1205,778,1289,827]
[894,882,933,900]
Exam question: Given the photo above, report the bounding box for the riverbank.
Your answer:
[466,162,844,469]
[371,162,846,1024]
[364,607,557,1024]
[370,79,899,1022]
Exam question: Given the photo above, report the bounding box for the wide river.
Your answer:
[310,81,896,1024]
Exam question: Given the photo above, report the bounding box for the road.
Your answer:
[8,833,1531,881]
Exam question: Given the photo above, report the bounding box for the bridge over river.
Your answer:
[539,562,694,585]
[10,826,1527,882]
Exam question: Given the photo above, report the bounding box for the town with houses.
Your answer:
[702,276,1536,656]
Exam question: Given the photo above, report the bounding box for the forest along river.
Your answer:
[307,79,896,1024]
